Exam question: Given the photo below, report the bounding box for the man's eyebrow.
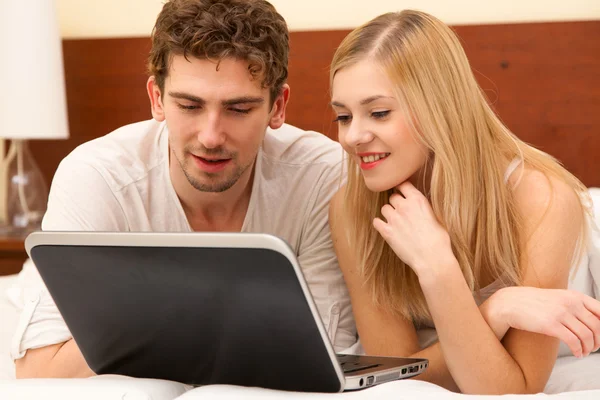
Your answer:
[169,91,204,104]
[222,96,265,106]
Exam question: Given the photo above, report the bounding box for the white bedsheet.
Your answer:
[177,380,600,400]
[0,375,188,400]
[1,375,600,400]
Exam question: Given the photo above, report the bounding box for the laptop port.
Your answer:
[367,376,374,386]
[359,378,364,387]
[402,368,407,374]
[408,366,419,373]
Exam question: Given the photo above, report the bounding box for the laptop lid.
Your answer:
[25,231,346,392]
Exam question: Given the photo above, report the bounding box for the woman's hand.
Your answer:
[373,181,456,277]
[486,286,600,358]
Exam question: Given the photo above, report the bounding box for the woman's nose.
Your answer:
[343,120,374,148]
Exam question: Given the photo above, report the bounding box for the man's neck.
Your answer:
[172,163,255,232]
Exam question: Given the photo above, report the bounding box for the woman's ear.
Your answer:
[268,84,290,129]
[147,76,166,121]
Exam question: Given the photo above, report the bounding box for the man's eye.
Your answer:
[333,115,351,125]
[177,104,199,111]
[230,108,251,114]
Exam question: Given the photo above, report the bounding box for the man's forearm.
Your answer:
[16,339,95,379]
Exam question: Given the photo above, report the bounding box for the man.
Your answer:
[13,0,356,378]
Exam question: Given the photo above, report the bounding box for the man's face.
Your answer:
[149,55,288,193]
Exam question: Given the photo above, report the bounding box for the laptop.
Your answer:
[25,231,428,392]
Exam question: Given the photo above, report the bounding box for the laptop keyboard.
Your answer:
[336,354,380,374]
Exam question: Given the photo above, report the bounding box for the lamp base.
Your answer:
[0,139,48,237]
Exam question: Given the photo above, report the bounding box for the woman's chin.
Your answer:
[363,178,399,193]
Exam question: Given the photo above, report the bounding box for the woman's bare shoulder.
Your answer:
[510,166,584,285]
[510,167,581,224]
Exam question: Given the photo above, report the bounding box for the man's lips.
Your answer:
[192,154,232,173]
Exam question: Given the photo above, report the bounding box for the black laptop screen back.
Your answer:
[30,245,342,392]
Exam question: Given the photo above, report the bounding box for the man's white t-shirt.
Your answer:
[11,119,357,360]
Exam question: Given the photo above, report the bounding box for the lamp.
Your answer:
[0,0,69,236]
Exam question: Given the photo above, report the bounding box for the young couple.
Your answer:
[13,0,599,394]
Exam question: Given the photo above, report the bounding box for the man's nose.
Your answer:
[196,112,226,149]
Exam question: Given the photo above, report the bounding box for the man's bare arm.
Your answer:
[16,339,94,378]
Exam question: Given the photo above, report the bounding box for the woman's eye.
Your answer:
[372,110,390,119]
[333,115,351,125]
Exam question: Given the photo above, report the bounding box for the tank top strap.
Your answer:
[504,157,524,186]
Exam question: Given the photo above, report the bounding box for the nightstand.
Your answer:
[0,235,27,276]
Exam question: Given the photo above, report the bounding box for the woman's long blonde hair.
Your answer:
[330,10,590,323]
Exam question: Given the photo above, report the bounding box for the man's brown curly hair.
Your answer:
[148,0,289,105]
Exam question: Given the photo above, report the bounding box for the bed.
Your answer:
[1,18,599,400]
[0,188,599,398]
[1,268,600,400]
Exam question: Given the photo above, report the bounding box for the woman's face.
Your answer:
[331,60,429,192]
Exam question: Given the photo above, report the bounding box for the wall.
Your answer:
[57,0,600,38]
[42,2,600,189]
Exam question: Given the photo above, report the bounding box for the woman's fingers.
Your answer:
[548,321,583,358]
[583,295,600,320]
[396,181,420,198]
[562,313,595,356]
[576,307,600,352]
[380,204,395,223]
[373,217,388,237]
[389,192,404,205]
[551,322,583,357]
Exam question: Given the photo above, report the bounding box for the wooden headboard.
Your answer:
[31,20,600,188]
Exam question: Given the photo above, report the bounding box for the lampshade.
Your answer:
[0,0,69,140]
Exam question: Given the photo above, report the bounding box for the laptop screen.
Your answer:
[31,242,343,392]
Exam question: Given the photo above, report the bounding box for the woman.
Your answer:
[328,10,600,394]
